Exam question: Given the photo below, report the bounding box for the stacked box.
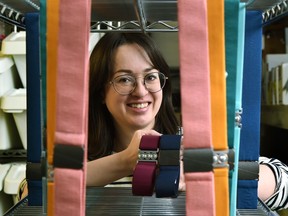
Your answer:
[279,63,288,105]
[0,164,13,216]
[3,163,26,204]
[1,31,26,87]
[1,89,27,150]
[0,56,22,150]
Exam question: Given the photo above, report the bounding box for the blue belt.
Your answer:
[26,12,43,206]
[237,10,262,209]
[155,135,181,198]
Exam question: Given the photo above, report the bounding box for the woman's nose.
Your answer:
[131,78,148,97]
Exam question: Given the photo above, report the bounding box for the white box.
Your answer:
[0,190,13,216]
[0,56,17,95]
[4,163,26,204]
[266,54,288,71]
[0,164,13,216]
[279,63,288,105]
[0,164,11,191]
[1,89,27,149]
[273,66,279,105]
[267,70,274,105]
[1,31,26,88]
[0,56,22,150]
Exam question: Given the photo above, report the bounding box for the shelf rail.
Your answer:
[0,2,26,29]
[262,0,288,25]
[0,1,287,31]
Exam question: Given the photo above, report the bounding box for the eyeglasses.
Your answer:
[109,72,168,95]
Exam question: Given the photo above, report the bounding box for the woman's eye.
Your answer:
[117,76,134,84]
[146,73,158,81]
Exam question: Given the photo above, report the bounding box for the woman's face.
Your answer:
[104,43,163,132]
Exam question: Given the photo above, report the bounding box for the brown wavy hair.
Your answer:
[88,32,179,160]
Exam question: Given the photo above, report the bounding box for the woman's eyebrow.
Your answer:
[114,68,157,74]
[144,67,157,72]
[114,69,132,74]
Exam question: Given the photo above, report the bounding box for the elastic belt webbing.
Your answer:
[207,0,229,215]
[237,10,262,209]
[26,12,43,206]
[178,0,215,215]
[53,1,91,215]
[46,0,59,214]
[224,1,246,215]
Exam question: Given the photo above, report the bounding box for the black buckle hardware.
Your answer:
[183,148,236,172]
[158,150,180,166]
[238,161,259,180]
[26,162,42,180]
[183,148,214,172]
[53,144,84,169]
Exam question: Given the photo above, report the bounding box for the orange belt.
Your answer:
[46,0,59,214]
[207,0,229,215]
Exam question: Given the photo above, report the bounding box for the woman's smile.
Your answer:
[128,102,149,109]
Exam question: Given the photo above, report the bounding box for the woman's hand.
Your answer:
[87,129,161,186]
[124,129,161,173]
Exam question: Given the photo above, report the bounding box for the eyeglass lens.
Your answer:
[112,72,166,95]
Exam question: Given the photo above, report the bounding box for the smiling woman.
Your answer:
[15,32,288,212]
[87,32,179,163]
[86,32,288,211]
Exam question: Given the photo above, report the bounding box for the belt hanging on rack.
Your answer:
[207,0,229,215]
[132,134,181,197]
[46,0,59,214]
[178,0,216,215]
[155,135,181,198]
[25,12,43,207]
[40,0,47,128]
[52,0,91,215]
[237,10,262,209]
[224,1,246,215]
[132,135,160,196]
[39,0,47,209]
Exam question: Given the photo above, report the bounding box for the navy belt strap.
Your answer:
[237,10,262,209]
[155,135,181,198]
[26,12,43,206]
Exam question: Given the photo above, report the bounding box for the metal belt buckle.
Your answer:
[138,150,158,162]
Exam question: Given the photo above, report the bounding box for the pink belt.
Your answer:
[178,0,215,215]
[52,0,91,215]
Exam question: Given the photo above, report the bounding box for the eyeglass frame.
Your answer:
[109,71,168,95]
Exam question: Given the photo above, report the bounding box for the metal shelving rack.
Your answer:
[1,0,287,215]
[0,0,287,31]
[3,188,280,216]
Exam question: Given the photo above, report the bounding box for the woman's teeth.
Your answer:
[130,103,148,108]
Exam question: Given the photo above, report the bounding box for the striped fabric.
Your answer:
[259,157,288,211]
[106,176,133,187]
